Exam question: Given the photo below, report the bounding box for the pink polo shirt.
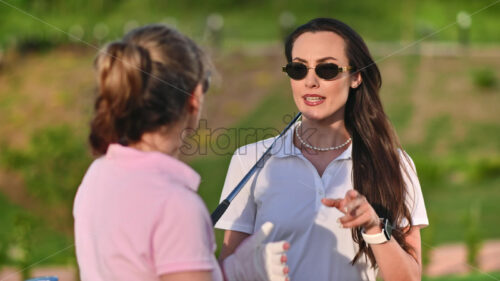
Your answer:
[73,144,223,281]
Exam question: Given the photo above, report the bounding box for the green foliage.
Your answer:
[383,55,420,131]
[423,272,500,281]
[411,155,448,185]
[1,0,500,50]
[467,158,500,182]
[8,213,35,279]
[0,125,90,267]
[1,125,92,205]
[471,68,497,89]
[463,201,482,268]
[421,212,436,269]
[0,193,72,268]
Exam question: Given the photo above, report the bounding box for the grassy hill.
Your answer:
[0,28,499,272]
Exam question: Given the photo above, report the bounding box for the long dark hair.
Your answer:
[285,18,414,267]
[90,24,211,155]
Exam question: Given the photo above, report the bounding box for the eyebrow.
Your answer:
[317,56,338,63]
[292,56,339,63]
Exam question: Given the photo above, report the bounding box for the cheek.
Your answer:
[290,80,302,99]
[290,80,299,92]
[327,80,350,99]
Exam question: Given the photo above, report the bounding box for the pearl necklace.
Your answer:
[295,121,352,151]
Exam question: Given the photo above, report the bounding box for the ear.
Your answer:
[350,72,362,89]
[187,83,204,114]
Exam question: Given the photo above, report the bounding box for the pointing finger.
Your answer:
[321,198,342,208]
[346,189,359,200]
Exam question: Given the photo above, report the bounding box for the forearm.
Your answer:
[322,193,423,280]
[370,230,421,281]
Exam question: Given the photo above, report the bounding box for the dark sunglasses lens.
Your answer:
[316,64,339,79]
[286,63,308,80]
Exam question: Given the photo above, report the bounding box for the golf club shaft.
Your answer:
[211,112,302,225]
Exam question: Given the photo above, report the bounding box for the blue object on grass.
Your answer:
[25,277,58,281]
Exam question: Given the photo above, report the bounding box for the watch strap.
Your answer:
[361,230,389,244]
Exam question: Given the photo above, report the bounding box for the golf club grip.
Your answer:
[211,199,230,225]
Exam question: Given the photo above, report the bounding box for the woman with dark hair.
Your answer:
[216,18,428,281]
[74,24,289,281]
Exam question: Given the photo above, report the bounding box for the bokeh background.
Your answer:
[0,0,499,280]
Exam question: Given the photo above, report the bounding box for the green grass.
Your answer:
[0,193,73,267]
[382,55,421,131]
[1,125,92,205]
[420,177,500,245]
[0,125,90,267]
[423,272,500,281]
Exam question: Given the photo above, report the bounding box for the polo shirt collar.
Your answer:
[271,122,352,161]
[271,122,302,158]
[106,144,201,191]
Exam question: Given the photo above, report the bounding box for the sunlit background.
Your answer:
[0,0,499,280]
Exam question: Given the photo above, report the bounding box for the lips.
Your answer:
[303,94,326,106]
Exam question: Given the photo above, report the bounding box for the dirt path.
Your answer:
[425,240,500,277]
[1,240,499,281]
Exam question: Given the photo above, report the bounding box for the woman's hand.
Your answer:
[222,222,290,281]
[321,190,380,232]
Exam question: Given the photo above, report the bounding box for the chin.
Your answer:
[300,108,345,124]
[300,110,328,121]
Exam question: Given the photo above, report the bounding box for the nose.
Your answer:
[304,67,319,89]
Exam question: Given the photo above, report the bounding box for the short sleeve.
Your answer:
[153,190,217,276]
[214,148,257,234]
[401,152,429,228]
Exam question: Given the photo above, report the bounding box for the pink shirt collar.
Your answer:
[105,144,201,191]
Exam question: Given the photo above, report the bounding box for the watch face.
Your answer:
[383,218,393,240]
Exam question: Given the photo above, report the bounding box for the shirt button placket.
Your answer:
[315,177,325,211]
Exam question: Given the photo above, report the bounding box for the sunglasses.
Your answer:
[282,62,354,80]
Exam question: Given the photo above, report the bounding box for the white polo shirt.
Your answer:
[215,123,428,281]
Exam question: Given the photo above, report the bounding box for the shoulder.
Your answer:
[167,185,206,210]
[160,184,210,221]
[397,149,417,170]
[154,186,213,249]
[81,156,106,178]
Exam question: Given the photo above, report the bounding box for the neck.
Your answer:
[299,117,350,148]
[129,121,187,158]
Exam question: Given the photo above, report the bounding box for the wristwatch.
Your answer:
[361,218,393,244]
